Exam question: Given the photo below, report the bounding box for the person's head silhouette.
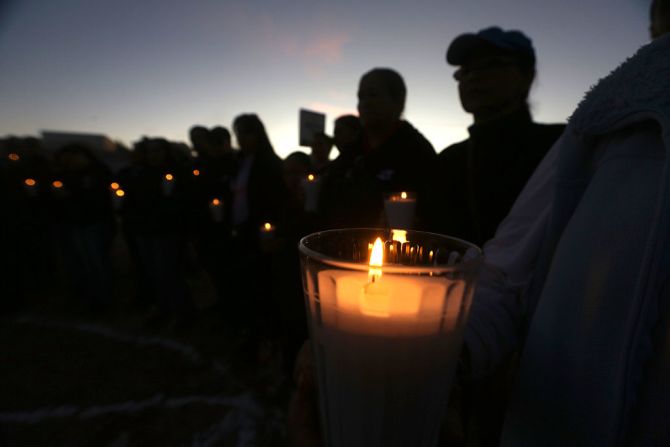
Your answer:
[232,114,276,157]
[357,68,406,132]
[446,27,536,124]
[651,0,670,39]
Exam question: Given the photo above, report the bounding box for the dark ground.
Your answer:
[1,232,292,447]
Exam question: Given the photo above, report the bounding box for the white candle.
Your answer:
[384,191,416,229]
[162,173,175,196]
[209,198,224,223]
[305,237,469,447]
[302,173,321,213]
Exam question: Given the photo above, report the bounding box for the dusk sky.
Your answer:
[0,0,651,158]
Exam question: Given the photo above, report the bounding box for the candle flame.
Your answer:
[307,174,315,182]
[263,222,273,231]
[24,178,36,187]
[164,173,174,181]
[391,229,407,244]
[192,169,200,176]
[8,153,19,161]
[110,182,120,190]
[212,198,221,206]
[401,191,408,200]
[115,189,125,197]
[52,180,63,189]
[369,237,384,281]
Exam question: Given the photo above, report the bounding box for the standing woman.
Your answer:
[226,114,286,330]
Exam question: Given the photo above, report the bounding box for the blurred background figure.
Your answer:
[318,68,436,229]
[121,138,194,330]
[188,125,237,311]
[51,144,116,313]
[227,114,286,333]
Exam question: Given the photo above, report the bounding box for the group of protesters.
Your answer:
[4,1,670,443]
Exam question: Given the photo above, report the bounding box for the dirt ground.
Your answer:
[1,232,293,447]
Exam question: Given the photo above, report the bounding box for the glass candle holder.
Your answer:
[299,228,481,447]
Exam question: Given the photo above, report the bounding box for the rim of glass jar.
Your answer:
[298,228,482,275]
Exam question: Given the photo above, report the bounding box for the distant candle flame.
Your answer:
[52,180,63,189]
[110,182,120,190]
[164,173,174,181]
[8,153,19,161]
[391,229,407,244]
[115,189,125,197]
[307,174,315,182]
[263,222,273,232]
[212,198,221,206]
[24,178,36,187]
[192,169,200,176]
[401,191,408,200]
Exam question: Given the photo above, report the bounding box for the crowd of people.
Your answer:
[3,0,670,444]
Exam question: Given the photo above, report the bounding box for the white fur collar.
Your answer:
[569,33,670,136]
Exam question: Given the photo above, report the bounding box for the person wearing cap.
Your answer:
[433,27,564,248]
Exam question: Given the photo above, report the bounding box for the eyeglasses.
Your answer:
[453,58,518,81]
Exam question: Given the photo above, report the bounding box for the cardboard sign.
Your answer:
[299,109,326,147]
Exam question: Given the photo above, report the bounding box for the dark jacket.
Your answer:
[435,108,564,247]
[319,120,436,229]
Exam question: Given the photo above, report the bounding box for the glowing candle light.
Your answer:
[192,169,200,177]
[300,229,481,447]
[23,178,38,197]
[110,182,120,191]
[52,180,63,189]
[8,153,20,162]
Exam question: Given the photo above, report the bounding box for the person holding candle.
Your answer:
[291,2,670,445]
[188,125,237,309]
[51,144,116,312]
[121,138,194,329]
[227,114,287,331]
[319,69,437,229]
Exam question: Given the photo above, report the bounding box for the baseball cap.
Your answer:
[446,26,535,66]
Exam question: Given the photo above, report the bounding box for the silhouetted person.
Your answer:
[435,27,564,248]
[188,125,237,307]
[121,138,194,329]
[226,114,286,331]
[0,137,54,310]
[433,27,565,446]
[51,144,116,312]
[319,69,436,229]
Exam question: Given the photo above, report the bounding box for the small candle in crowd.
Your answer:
[260,222,275,239]
[302,173,321,213]
[8,153,20,162]
[162,173,175,196]
[192,169,200,177]
[23,178,38,197]
[209,198,224,222]
[384,191,416,229]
